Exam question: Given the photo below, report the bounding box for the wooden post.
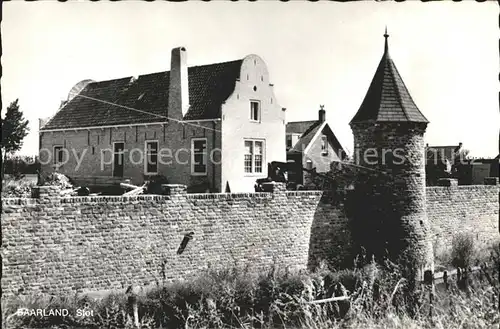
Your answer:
[456,267,462,289]
[126,285,140,328]
[424,270,434,319]
[443,271,449,290]
[462,267,469,291]
[428,283,435,318]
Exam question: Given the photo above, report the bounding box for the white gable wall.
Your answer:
[220,55,286,192]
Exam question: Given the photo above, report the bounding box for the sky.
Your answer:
[2,1,499,158]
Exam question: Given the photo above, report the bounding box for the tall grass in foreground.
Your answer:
[3,249,499,329]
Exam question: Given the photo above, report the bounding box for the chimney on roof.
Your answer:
[318,105,326,123]
[168,47,190,120]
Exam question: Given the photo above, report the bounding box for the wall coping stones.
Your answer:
[426,185,499,191]
[187,192,273,200]
[3,184,497,206]
[286,191,324,196]
[61,195,172,203]
[2,198,39,205]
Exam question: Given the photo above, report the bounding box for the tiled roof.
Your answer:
[287,117,346,159]
[286,120,317,134]
[350,34,428,124]
[321,124,346,159]
[42,59,243,130]
[289,122,322,153]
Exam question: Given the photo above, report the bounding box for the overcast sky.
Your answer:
[2,1,498,157]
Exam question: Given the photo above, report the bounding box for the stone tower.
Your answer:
[349,30,434,282]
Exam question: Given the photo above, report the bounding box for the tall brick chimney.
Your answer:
[168,47,190,120]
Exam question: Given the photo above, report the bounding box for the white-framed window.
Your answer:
[250,100,261,122]
[191,138,207,175]
[144,140,158,174]
[53,145,65,165]
[321,135,328,155]
[244,139,264,174]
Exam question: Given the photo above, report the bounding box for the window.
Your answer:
[286,136,292,149]
[244,140,264,174]
[191,138,207,175]
[53,146,64,165]
[145,141,158,174]
[250,101,260,122]
[321,136,328,155]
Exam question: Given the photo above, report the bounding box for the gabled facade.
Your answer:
[286,106,345,184]
[39,47,286,193]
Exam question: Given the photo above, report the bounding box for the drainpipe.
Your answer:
[212,121,217,192]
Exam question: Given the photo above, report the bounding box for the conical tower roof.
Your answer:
[350,30,429,124]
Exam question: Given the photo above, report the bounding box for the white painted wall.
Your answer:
[220,55,286,192]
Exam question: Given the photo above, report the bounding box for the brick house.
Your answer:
[286,106,346,185]
[39,47,286,193]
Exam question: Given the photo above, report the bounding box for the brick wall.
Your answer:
[40,120,221,191]
[1,183,348,297]
[2,181,497,297]
[426,179,499,256]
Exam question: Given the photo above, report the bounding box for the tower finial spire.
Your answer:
[384,26,389,54]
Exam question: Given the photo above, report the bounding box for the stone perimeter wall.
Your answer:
[426,181,499,256]
[1,181,498,297]
[1,183,348,297]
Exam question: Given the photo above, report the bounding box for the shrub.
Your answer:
[451,232,476,268]
[2,261,499,329]
[1,177,36,198]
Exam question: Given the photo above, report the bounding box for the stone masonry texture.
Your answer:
[351,122,435,279]
[2,181,497,297]
[426,184,499,256]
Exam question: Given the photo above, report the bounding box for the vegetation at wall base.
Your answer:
[3,247,499,329]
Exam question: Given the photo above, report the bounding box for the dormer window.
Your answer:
[250,101,260,122]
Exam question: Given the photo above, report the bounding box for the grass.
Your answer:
[2,249,499,329]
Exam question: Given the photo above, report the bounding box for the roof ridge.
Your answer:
[188,58,244,70]
[87,59,243,85]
